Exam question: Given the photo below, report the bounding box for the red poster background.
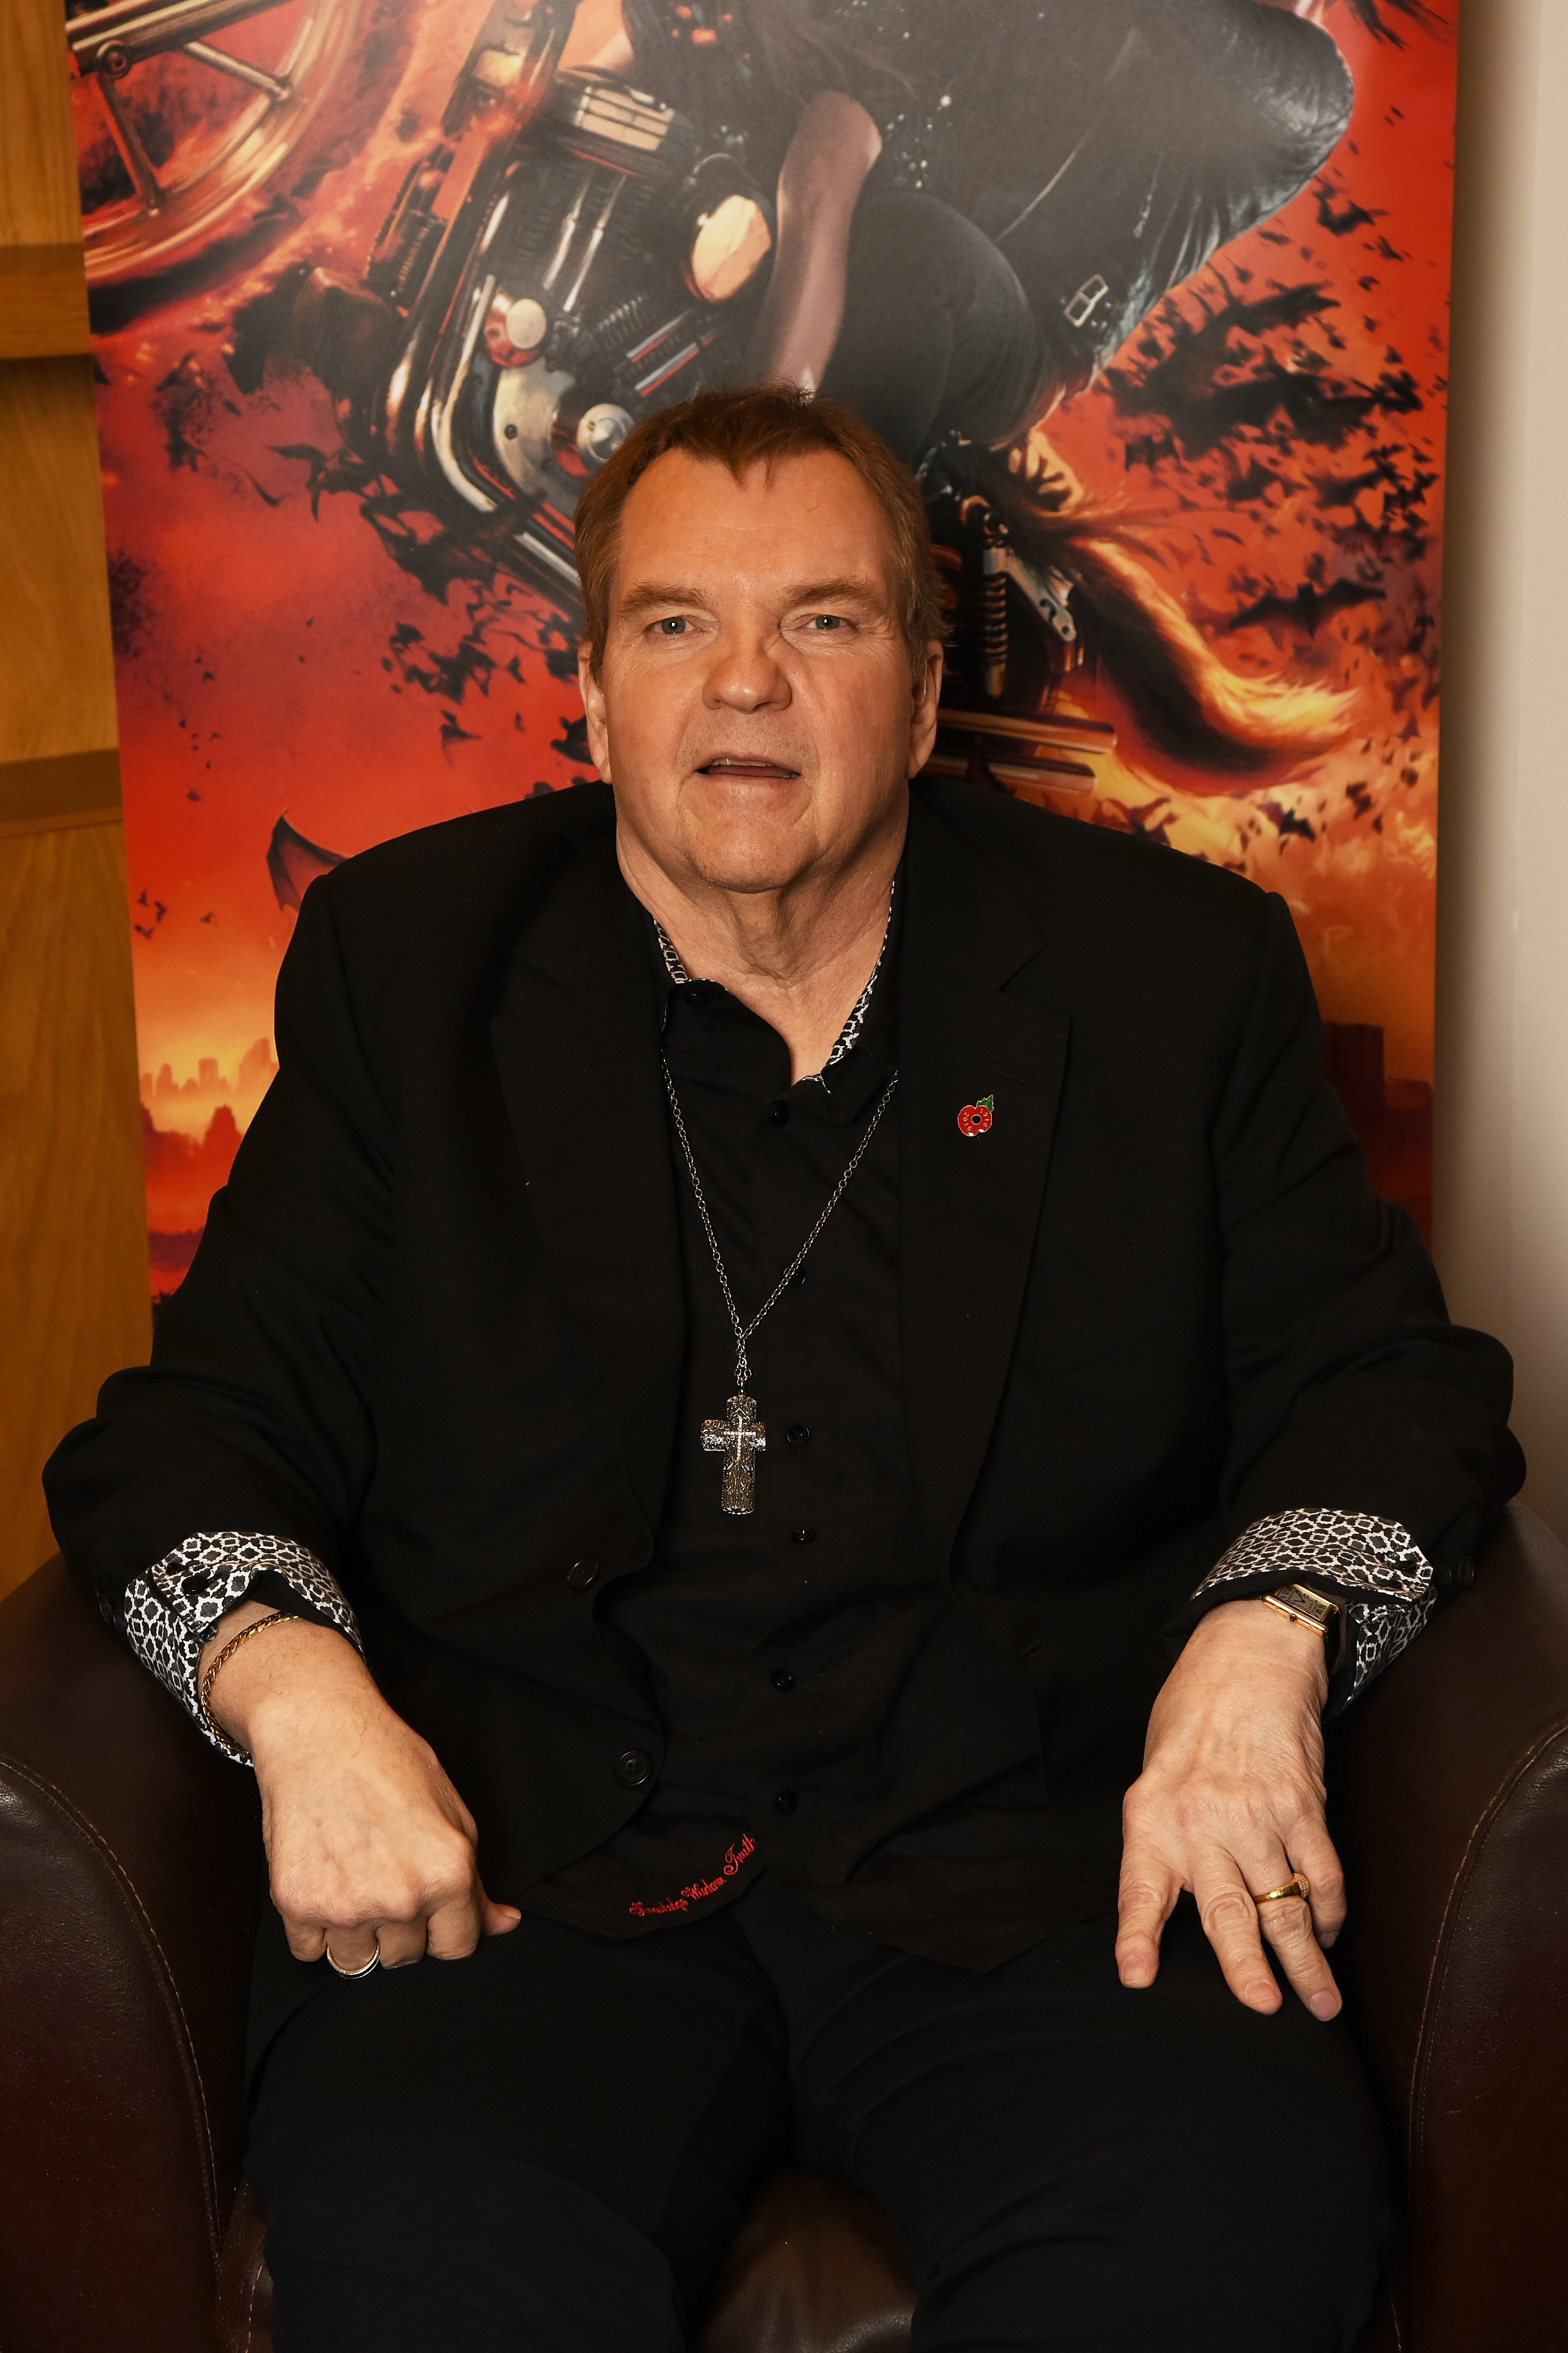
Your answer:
[71,0,1456,1295]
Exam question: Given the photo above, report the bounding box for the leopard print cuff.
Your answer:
[1193,1508,1435,1703]
[120,1532,362,1761]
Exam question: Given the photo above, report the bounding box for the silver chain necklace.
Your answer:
[663,1067,897,1515]
[657,889,897,1516]
[652,879,895,1081]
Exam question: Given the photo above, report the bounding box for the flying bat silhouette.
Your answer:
[1226,577,1387,635]
[1341,0,1448,40]
[1107,284,1417,459]
[267,814,346,912]
[1313,181,1384,238]
[1258,798,1317,843]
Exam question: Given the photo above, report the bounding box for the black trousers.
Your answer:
[246,1879,1387,2352]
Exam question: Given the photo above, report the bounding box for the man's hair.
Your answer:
[573,384,946,681]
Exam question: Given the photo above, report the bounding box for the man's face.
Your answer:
[579,449,942,898]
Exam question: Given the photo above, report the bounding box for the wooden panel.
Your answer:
[0,819,150,1601]
[0,750,122,828]
[0,0,83,250]
[0,356,119,767]
[0,0,142,1601]
[0,243,91,360]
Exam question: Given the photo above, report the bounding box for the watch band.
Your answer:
[1263,1582,1342,1638]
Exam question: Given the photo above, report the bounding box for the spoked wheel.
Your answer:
[69,0,376,287]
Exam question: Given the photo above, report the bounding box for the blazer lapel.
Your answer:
[490,829,684,1537]
[900,797,1071,1569]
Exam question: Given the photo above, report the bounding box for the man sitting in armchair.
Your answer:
[45,385,1521,2353]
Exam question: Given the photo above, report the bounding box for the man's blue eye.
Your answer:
[656,617,687,634]
[807,614,844,631]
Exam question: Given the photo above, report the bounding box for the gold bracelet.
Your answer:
[199,1609,289,1763]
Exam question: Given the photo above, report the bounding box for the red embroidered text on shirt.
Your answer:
[627,1833,757,1918]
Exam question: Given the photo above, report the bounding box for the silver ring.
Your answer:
[326,1942,381,1979]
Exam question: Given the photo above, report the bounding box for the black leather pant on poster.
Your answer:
[817,189,1056,466]
[245,1877,1386,2353]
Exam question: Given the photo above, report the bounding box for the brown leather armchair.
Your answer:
[3,1506,1568,2353]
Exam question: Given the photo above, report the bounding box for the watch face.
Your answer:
[1268,1584,1338,1633]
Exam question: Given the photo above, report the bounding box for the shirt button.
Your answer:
[790,1526,816,1545]
[565,1558,599,1590]
[769,1101,790,1126]
[770,1667,796,1692]
[615,1750,653,1788]
[773,1789,799,1815]
[785,1423,811,1448]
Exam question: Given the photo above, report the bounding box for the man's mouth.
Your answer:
[696,756,801,780]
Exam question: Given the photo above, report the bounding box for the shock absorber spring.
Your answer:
[580,288,659,362]
[979,511,1009,702]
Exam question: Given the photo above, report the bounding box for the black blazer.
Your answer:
[46,777,1521,1915]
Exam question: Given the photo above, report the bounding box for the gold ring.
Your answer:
[326,1943,381,1978]
[1253,1872,1310,1907]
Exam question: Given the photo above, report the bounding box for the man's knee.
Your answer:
[258,2128,684,2353]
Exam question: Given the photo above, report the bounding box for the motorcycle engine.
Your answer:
[370,67,773,602]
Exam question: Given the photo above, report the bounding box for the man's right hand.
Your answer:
[200,1604,522,1970]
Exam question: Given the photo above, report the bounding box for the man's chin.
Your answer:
[674,790,819,896]
[680,848,816,898]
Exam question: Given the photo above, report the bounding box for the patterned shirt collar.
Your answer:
[646,875,898,1087]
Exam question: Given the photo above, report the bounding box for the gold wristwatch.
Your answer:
[1263,1582,1341,1639]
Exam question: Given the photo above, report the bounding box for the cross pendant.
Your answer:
[701,1392,767,1515]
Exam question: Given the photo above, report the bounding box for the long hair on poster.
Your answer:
[67,0,1454,1293]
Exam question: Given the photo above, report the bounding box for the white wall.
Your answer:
[1436,0,1568,1537]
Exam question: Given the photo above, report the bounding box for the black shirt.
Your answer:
[521,887,1097,1965]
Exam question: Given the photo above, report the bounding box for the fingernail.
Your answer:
[1320,1929,1338,1949]
[1310,1992,1340,2021]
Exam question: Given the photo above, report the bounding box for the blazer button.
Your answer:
[770,1667,796,1692]
[773,1789,799,1815]
[785,1424,811,1448]
[566,1558,600,1590]
[615,1750,653,1788]
[790,1526,816,1545]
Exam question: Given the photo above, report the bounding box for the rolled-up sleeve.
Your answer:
[119,1531,363,1757]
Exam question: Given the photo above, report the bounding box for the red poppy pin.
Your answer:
[957,1094,995,1138]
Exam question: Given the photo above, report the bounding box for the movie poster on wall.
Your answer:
[67,0,1455,1298]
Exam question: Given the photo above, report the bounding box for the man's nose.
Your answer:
[705,624,790,710]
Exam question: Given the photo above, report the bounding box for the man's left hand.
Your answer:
[1115,1596,1345,2020]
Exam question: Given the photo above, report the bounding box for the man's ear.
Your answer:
[906,640,945,779]
[577,643,612,781]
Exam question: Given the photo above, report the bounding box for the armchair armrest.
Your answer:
[0,1556,264,2353]
[1331,1502,1568,2353]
